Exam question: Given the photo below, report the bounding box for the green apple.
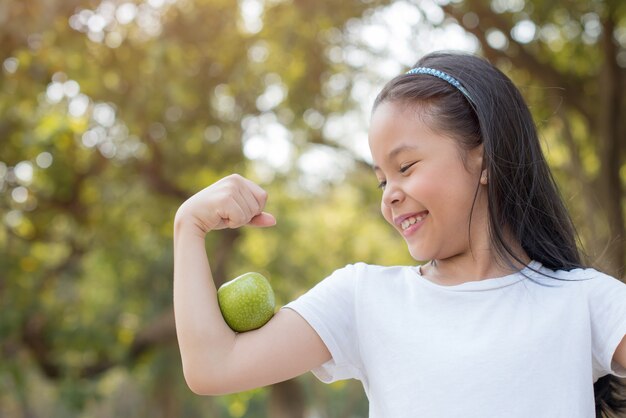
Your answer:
[217,272,275,332]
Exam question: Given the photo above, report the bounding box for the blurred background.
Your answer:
[1,0,625,416]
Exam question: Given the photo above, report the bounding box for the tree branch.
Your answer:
[137,138,189,201]
[441,2,593,125]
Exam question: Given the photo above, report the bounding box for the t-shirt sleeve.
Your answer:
[588,272,626,380]
[282,263,364,383]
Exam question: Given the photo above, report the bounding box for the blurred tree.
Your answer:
[0,0,399,416]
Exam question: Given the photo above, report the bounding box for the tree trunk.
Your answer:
[268,379,306,418]
[598,12,625,278]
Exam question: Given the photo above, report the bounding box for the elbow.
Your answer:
[183,364,231,396]
[183,367,217,396]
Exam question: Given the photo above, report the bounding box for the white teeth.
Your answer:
[400,214,426,230]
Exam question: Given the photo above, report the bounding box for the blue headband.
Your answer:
[405,67,473,104]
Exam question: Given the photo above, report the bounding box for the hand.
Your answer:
[175,174,276,234]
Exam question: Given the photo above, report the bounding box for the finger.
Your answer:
[241,177,269,209]
[239,186,263,219]
[222,175,260,218]
[234,179,269,223]
[231,188,263,225]
[216,175,269,227]
[248,212,276,227]
[218,196,249,228]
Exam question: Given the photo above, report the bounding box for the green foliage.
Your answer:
[0,0,388,415]
[1,0,624,416]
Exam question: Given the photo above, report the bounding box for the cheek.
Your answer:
[407,175,436,203]
[412,163,469,205]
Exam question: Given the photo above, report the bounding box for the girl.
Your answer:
[173,51,626,417]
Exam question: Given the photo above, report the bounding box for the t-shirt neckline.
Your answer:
[413,260,543,292]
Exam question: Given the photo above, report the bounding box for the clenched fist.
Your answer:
[175,174,276,235]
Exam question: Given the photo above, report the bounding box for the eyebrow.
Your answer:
[372,144,420,171]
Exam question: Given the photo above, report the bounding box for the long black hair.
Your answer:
[372,51,625,417]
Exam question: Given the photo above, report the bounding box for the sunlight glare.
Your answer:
[46,82,64,104]
[243,115,293,171]
[297,145,356,192]
[11,187,29,204]
[3,57,18,73]
[69,94,90,118]
[14,162,34,184]
[93,103,116,128]
[511,19,536,44]
[36,152,54,169]
[239,0,263,34]
[116,3,138,24]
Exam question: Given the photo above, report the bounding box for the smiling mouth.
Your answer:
[400,213,428,230]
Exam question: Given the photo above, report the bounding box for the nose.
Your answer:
[382,181,404,207]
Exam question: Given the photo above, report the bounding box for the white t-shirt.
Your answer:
[284,261,626,418]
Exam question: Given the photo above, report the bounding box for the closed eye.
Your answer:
[376,162,417,190]
[400,161,418,174]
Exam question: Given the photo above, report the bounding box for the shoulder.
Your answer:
[533,264,626,296]
[532,263,613,282]
[319,263,418,293]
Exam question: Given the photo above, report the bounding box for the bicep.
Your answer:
[614,334,626,370]
[200,308,331,395]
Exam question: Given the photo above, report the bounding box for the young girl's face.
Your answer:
[369,101,488,263]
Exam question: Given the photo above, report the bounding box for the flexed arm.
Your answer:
[173,174,330,395]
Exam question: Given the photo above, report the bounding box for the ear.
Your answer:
[466,143,484,174]
[465,144,487,185]
[480,169,488,185]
